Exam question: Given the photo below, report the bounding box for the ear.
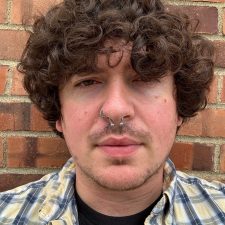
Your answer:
[177,116,183,127]
[56,118,63,132]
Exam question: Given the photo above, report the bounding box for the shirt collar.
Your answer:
[151,159,177,216]
[38,158,77,223]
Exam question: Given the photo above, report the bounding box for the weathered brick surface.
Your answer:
[0,103,31,131]
[0,30,28,60]
[207,75,217,103]
[11,0,62,24]
[221,76,225,103]
[223,9,225,35]
[214,41,225,68]
[11,68,27,96]
[0,138,3,167]
[7,137,70,168]
[0,66,8,95]
[178,109,225,138]
[30,105,51,131]
[220,145,225,173]
[170,143,193,170]
[0,174,44,192]
[167,5,218,34]
[0,0,7,23]
[170,142,214,171]
[0,103,50,131]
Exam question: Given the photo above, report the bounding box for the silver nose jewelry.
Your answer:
[99,110,125,132]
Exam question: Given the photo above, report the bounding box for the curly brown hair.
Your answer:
[18,0,214,136]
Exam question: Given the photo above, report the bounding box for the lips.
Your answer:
[98,137,141,146]
[96,137,142,157]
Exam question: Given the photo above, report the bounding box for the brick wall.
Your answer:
[0,0,225,191]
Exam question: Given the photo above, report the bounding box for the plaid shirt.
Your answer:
[0,158,225,225]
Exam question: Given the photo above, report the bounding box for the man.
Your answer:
[0,0,224,224]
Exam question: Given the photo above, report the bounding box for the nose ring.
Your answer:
[99,110,125,130]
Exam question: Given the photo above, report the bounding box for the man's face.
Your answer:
[56,42,182,191]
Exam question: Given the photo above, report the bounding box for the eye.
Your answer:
[75,79,100,88]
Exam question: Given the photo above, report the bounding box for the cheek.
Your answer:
[61,103,92,132]
[146,98,178,132]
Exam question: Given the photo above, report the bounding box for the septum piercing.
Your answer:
[99,110,125,129]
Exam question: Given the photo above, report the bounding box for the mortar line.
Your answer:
[6,0,12,24]
[215,68,225,75]
[0,167,58,175]
[4,66,13,95]
[2,137,7,168]
[206,103,225,109]
[0,96,31,102]
[0,131,57,138]
[217,7,224,35]
[0,24,31,30]
[214,144,221,172]
[176,136,225,144]
[0,60,18,67]
[217,75,223,103]
[166,0,225,8]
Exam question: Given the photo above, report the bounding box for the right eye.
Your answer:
[75,79,100,88]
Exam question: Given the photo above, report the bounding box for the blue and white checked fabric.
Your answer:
[0,158,225,225]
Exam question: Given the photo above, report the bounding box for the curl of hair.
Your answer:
[18,0,214,136]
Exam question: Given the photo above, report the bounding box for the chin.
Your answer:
[89,164,161,191]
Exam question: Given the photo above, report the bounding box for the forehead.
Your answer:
[96,39,133,72]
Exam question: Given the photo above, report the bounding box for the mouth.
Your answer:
[96,137,143,157]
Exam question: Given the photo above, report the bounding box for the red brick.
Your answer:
[167,6,218,34]
[207,75,217,104]
[11,68,27,96]
[170,142,214,171]
[192,143,214,171]
[214,41,225,68]
[170,143,193,170]
[30,105,51,131]
[178,109,225,137]
[0,30,28,60]
[178,114,202,136]
[221,76,225,103]
[0,111,15,131]
[0,174,44,192]
[0,138,3,167]
[0,66,8,94]
[223,9,225,35]
[11,0,62,24]
[0,103,53,131]
[36,138,70,167]
[0,0,7,23]
[0,103,31,131]
[220,145,225,172]
[7,137,70,168]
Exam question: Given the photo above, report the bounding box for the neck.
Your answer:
[75,168,163,217]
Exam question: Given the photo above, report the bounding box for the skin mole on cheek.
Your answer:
[164,99,167,103]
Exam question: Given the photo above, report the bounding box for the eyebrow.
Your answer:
[75,70,103,77]
[74,60,134,78]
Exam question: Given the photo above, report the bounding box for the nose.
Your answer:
[100,79,135,124]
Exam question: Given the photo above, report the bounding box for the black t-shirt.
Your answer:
[75,191,161,225]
